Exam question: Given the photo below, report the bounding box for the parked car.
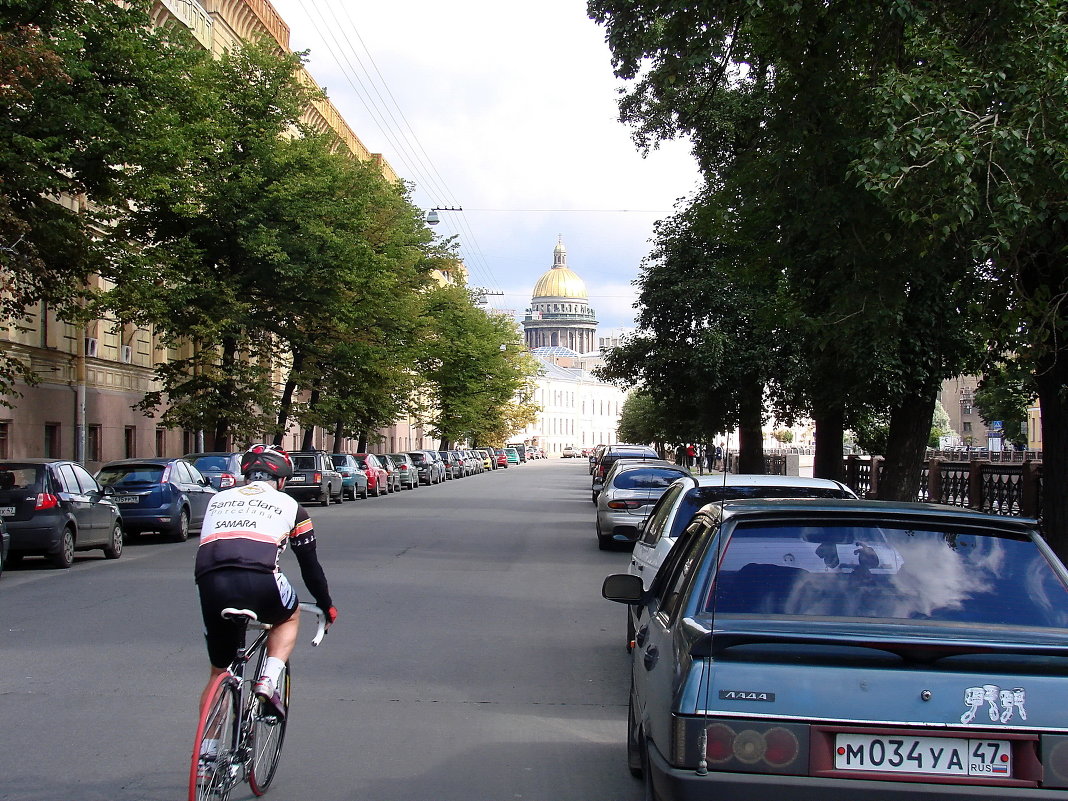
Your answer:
[183,451,244,490]
[425,450,448,483]
[439,450,462,480]
[630,474,858,591]
[353,453,389,496]
[330,454,369,500]
[0,458,123,568]
[284,451,344,506]
[0,518,9,579]
[603,499,1068,800]
[493,448,509,469]
[507,444,527,463]
[388,453,420,489]
[504,447,521,466]
[595,461,691,550]
[592,445,661,502]
[561,445,580,458]
[376,454,403,493]
[407,451,442,485]
[623,474,859,648]
[95,457,216,541]
[477,449,495,470]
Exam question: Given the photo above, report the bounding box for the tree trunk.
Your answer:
[331,420,344,454]
[211,337,238,451]
[877,385,937,501]
[1035,347,1068,563]
[812,403,845,482]
[439,437,449,451]
[736,379,765,473]
[357,432,367,453]
[274,350,304,446]
[300,388,320,451]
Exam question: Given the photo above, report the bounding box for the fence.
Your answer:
[844,455,1044,524]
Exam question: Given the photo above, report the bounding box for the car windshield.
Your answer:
[0,465,43,493]
[614,468,689,489]
[97,465,165,486]
[190,456,233,472]
[330,456,348,468]
[291,456,316,470]
[705,522,1068,629]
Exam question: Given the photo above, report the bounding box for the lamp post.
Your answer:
[425,206,462,226]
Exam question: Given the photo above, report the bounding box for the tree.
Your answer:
[974,363,1034,450]
[615,389,667,450]
[417,285,540,448]
[588,0,984,491]
[852,1,1068,553]
[0,0,204,397]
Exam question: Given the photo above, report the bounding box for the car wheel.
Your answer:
[335,484,345,503]
[103,522,124,559]
[169,507,190,542]
[597,522,611,551]
[372,481,380,497]
[627,690,643,778]
[6,552,23,568]
[361,485,368,499]
[320,490,330,507]
[51,527,75,569]
[592,492,598,505]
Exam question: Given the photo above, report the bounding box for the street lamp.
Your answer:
[425,206,462,226]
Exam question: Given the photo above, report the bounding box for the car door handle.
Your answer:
[635,625,649,648]
[643,645,659,671]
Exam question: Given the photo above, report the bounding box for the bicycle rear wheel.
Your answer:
[248,663,290,795]
[189,674,241,801]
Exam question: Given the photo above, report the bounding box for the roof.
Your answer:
[531,346,579,357]
[690,473,850,490]
[532,265,589,300]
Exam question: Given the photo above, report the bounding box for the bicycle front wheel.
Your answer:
[248,663,290,795]
[189,674,241,801]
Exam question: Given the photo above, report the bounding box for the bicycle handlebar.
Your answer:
[298,602,328,646]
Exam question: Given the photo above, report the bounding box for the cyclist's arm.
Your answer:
[289,508,333,613]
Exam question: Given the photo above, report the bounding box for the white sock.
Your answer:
[261,657,285,690]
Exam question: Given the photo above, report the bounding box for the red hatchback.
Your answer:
[494,448,509,468]
[354,453,390,497]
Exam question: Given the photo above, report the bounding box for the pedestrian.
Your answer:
[675,444,685,466]
[686,443,696,469]
[704,443,715,472]
[715,442,725,471]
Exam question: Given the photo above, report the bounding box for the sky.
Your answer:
[269,0,702,335]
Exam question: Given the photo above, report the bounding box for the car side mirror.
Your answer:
[602,573,644,605]
[103,486,115,496]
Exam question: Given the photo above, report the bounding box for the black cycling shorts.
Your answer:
[197,567,299,668]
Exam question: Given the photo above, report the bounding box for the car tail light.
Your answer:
[161,464,172,483]
[313,472,322,483]
[219,473,237,489]
[607,500,643,509]
[397,464,408,470]
[692,719,804,773]
[35,493,60,510]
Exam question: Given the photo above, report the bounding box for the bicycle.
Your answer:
[188,602,327,801]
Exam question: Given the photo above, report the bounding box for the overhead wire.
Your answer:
[293,0,502,294]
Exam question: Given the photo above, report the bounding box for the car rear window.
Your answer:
[614,468,689,489]
[670,485,855,540]
[408,453,427,463]
[291,456,316,470]
[97,465,165,486]
[190,456,234,472]
[706,522,1068,629]
[0,465,44,493]
[331,455,348,468]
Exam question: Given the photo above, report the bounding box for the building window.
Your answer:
[87,425,101,462]
[0,420,8,458]
[124,426,136,458]
[156,428,166,457]
[44,423,61,458]
[182,430,195,454]
[963,422,972,433]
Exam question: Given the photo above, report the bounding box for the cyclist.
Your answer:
[194,444,337,726]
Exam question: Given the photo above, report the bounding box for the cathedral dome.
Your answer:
[532,267,588,300]
[531,238,589,300]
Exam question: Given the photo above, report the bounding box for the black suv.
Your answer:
[284,451,344,507]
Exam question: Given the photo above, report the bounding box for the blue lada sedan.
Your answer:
[603,499,1068,800]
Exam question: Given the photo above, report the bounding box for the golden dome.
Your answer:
[532,266,589,300]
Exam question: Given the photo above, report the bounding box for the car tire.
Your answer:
[597,522,611,551]
[627,691,643,778]
[169,508,190,542]
[320,491,330,507]
[335,484,345,503]
[6,552,23,568]
[51,527,75,569]
[372,482,380,497]
[103,522,124,559]
[360,485,368,499]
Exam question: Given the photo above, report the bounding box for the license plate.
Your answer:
[835,734,1012,777]
[288,475,305,482]
[114,496,140,504]
[0,506,13,516]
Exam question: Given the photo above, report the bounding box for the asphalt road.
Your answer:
[0,457,642,801]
